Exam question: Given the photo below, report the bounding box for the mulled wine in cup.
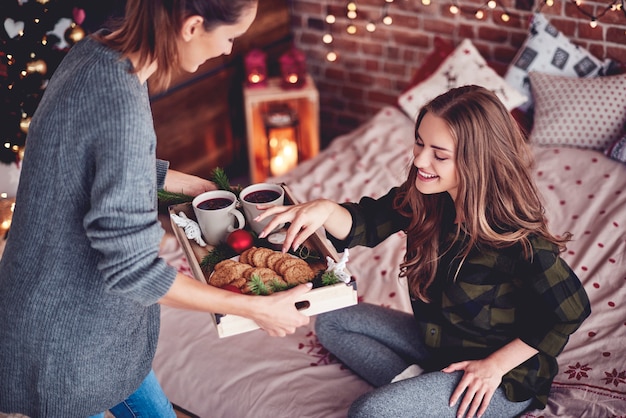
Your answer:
[239,183,285,234]
[192,190,245,246]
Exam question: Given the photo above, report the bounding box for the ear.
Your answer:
[180,15,204,42]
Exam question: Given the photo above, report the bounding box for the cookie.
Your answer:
[275,256,307,276]
[282,263,315,284]
[265,252,284,271]
[251,247,274,268]
[239,246,257,265]
[210,261,252,287]
[214,259,238,271]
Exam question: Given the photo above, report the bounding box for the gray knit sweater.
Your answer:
[0,34,177,416]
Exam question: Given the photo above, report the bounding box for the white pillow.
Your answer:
[529,71,626,151]
[397,39,528,121]
[504,13,611,112]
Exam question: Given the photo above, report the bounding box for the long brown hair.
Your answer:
[395,85,571,302]
[95,0,257,91]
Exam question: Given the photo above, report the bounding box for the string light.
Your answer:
[320,0,625,62]
[323,4,338,62]
[553,0,626,26]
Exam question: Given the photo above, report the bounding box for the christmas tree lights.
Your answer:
[1,0,89,166]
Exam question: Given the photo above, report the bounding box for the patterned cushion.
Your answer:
[528,71,626,150]
[504,13,611,111]
[605,133,626,163]
[397,39,528,121]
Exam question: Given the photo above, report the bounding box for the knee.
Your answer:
[347,392,384,418]
[314,311,335,345]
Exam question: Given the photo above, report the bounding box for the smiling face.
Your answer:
[412,111,459,200]
[178,4,258,73]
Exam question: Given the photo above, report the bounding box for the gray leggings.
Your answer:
[315,303,533,418]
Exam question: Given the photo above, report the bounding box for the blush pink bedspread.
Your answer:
[154,106,626,418]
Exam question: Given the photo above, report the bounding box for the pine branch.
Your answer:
[157,189,194,206]
[247,275,271,295]
[210,167,242,197]
[199,244,236,274]
[269,279,292,293]
[321,271,342,286]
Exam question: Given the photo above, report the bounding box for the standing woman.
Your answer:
[0,0,311,416]
[257,86,591,417]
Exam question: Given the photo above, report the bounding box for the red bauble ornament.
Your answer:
[226,229,254,254]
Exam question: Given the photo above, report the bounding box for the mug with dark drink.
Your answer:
[192,190,245,245]
[239,183,285,234]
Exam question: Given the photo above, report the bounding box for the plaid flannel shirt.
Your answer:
[328,187,591,409]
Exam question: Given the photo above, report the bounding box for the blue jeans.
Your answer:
[315,303,532,418]
[89,370,176,418]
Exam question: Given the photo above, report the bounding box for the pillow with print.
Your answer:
[528,71,626,150]
[397,39,528,122]
[504,13,612,112]
[605,132,626,164]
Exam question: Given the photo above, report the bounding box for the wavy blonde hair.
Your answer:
[395,85,571,302]
[95,0,257,92]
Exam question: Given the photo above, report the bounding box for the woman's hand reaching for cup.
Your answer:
[256,199,352,253]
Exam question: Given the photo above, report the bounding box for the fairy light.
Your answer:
[321,0,623,65]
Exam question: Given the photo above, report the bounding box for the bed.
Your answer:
[153,22,626,418]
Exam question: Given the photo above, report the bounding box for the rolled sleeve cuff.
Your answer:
[156,159,169,190]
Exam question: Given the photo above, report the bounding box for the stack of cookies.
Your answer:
[210,247,316,294]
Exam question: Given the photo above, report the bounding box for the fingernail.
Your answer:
[305,282,313,288]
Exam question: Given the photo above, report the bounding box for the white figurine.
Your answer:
[170,212,207,247]
[325,248,351,283]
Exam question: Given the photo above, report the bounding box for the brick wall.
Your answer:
[289,0,626,146]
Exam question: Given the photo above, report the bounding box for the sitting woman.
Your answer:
[257,85,591,418]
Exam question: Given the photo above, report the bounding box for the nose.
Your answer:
[412,145,427,168]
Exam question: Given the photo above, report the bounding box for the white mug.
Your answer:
[192,190,245,246]
[239,183,285,234]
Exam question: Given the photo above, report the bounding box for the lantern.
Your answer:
[244,49,268,88]
[263,103,300,177]
[279,48,306,89]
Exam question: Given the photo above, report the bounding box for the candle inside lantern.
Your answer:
[268,131,298,176]
[248,71,264,85]
[279,47,307,89]
[244,49,268,88]
[264,104,300,177]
